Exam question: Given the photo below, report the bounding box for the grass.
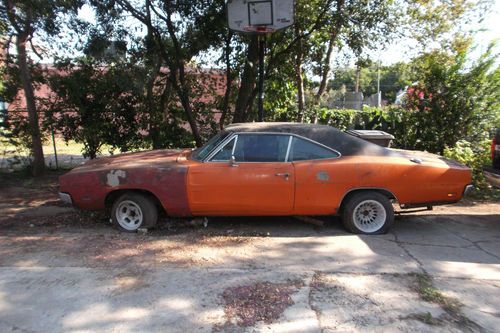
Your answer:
[414,273,460,313]
[412,272,483,331]
[405,312,444,326]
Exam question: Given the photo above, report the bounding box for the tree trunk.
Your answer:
[316,36,334,100]
[312,0,344,124]
[162,1,203,147]
[295,26,305,123]
[355,65,360,93]
[312,34,335,124]
[176,68,203,147]
[233,36,259,123]
[146,58,163,149]
[219,32,233,130]
[16,34,44,176]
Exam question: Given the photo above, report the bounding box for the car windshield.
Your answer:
[190,131,230,161]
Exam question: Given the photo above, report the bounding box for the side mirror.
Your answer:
[229,155,238,167]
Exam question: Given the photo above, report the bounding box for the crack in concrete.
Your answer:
[380,238,476,249]
[391,230,427,274]
[435,223,500,261]
[471,240,500,261]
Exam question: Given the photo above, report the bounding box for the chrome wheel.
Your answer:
[115,200,143,231]
[352,199,387,233]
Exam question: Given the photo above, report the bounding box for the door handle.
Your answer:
[275,172,291,180]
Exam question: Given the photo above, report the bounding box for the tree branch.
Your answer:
[265,0,335,77]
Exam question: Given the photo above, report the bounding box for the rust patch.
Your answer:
[316,171,329,182]
[158,165,191,216]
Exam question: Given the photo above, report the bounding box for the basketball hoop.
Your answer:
[227,0,295,122]
[243,25,276,34]
[227,0,295,34]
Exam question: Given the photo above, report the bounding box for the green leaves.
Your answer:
[403,44,499,154]
[46,59,146,158]
[444,138,493,192]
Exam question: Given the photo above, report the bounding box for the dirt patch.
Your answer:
[0,227,260,269]
[148,232,258,267]
[0,210,108,233]
[111,268,152,295]
[216,280,304,330]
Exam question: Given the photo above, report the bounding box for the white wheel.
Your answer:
[116,200,144,231]
[341,191,394,234]
[352,200,387,233]
[111,192,158,232]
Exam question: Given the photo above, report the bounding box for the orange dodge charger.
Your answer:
[59,123,472,234]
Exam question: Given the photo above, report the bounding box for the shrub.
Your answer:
[443,138,494,194]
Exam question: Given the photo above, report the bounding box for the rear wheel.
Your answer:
[111,193,158,232]
[341,191,394,234]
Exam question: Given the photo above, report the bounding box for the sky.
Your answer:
[342,0,500,66]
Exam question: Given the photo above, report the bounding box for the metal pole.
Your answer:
[258,35,266,122]
[377,60,381,107]
[51,128,59,170]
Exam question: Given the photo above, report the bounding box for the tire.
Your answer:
[341,191,394,234]
[111,192,158,232]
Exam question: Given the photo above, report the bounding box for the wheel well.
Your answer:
[105,189,164,214]
[338,188,397,214]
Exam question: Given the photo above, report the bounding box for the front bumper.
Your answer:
[59,192,73,205]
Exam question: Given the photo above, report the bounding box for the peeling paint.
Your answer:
[316,171,329,182]
[106,170,126,187]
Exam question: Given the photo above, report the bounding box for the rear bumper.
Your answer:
[462,184,474,197]
[59,192,73,205]
[463,184,474,197]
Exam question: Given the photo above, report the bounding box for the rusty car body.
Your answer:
[59,123,473,234]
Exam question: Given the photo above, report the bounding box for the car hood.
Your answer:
[390,148,470,169]
[69,149,190,173]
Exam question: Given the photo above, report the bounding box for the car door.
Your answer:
[290,136,345,215]
[187,133,294,215]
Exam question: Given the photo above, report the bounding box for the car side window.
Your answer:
[210,137,235,162]
[234,134,290,162]
[290,136,339,161]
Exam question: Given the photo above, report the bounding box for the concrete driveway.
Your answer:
[0,189,499,332]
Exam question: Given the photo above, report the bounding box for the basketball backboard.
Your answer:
[227,0,295,34]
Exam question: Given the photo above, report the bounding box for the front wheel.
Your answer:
[341,191,394,234]
[111,193,158,232]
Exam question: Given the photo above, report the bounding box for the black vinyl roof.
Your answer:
[225,122,398,157]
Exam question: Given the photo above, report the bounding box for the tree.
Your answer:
[1,0,83,175]
[91,0,227,147]
[328,62,412,102]
[240,0,400,123]
[46,58,144,159]
[402,44,499,153]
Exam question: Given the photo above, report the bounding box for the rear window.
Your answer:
[290,137,339,161]
[234,134,290,162]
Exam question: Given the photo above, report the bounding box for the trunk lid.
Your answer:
[390,148,470,169]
